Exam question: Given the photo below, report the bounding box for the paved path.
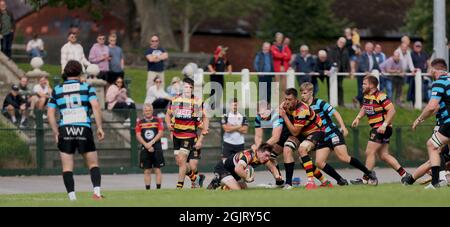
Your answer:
[0,168,418,195]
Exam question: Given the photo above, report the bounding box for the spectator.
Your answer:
[314,50,332,100]
[328,37,350,106]
[145,34,168,90]
[166,76,182,97]
[208,45,232,110]
[144,76,171,113]
[410,41,431,103]
[395,43,415,106]
[89,33,110,81]
[355,42,380,105]
[254,42,274,102]
[0,0,14,59]
[31,76,52,111]
[108,34,125,84]
[374,44,386,65]
[271,32,292,93]
[26,33,45,58]
[380,51,404,103]
[106,77,136,125]
[352,28,361,48]
[2,85,27,127]
[221,98,249,161]
[61,32,90,73]
[293,45,316,93]
[345,28,358,75]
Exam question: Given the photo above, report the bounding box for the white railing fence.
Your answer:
[194,68,431,110]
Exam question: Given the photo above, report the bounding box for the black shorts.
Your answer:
[57,126,96,154]
[369,126,393,144]
[140,147,165,169]
[173,137,201,161]
[442,146,450,162]
[438,123,450,138]
[222,142,244,159]
[299,131,325,147]
[317,130,346,150]
[214,160,240,182]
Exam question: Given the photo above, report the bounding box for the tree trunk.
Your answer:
[182,16,190,52]
[133,0,179,50]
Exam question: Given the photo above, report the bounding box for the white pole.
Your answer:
[414,70,423,110]
[242,69,250,110]
[194,68,204,99]
[329,67,338,107]
[287,68,296,89]
[372,70,381,90]
[434,0,448,64]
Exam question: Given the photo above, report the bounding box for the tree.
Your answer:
[259,0,346,49]
[168,0,268,52]
[403,0,450,50]
[26,0,179,50]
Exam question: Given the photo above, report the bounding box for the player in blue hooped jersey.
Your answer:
[48,60,105,201]
[413,58,450,189]
[300,82,377,186]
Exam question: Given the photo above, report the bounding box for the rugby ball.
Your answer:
[245,166,255,183]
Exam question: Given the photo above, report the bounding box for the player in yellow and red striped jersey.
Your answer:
[165,77,209,189]
[279,88,332,190]
[351,75,410,185]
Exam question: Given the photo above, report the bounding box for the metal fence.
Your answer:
[0,107,436,176]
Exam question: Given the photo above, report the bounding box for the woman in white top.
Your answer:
[26,33,45,58]
[145,76,172,112]
[31,76,52,110]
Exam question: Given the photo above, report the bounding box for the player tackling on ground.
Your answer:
[412,58,450,189]
[351,75,411,185]
[48,60,105,201]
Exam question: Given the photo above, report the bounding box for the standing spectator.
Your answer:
[314,50,332,100]
[271,32,292,93]
[2,85,27,127]
[32,76,52,111]
[355,42,380,105]
[293,45,316,93]
[208,45,232,110]
[379,51,404,103]
[0,0,14,59]
[221,98,249,161]
[89,34,110,81]
[108,34,125,84]
[328,37,350,106]
[26,33,45,58]
[345,28,357,75]
[410,41,431,103]
[254,42,274,102]
[395,43,415,106]
[145,35,168,90]
[61,32,91,72]
[166,77,182,97]
[144,76,172,114]
[374,44,386,65]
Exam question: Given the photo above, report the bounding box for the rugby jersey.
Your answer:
[362,90,393,128]
[289,101,323,137]
[167,95,204,139]
[226,149,261,169]
[431,75,450,125]
[311,98,338,141]
[47,80,97,128]
[135,117,164,145]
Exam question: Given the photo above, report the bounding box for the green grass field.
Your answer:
[1,185,449,207]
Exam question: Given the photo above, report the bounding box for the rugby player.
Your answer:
[47,60,105,201]
[351,75,410,185]
[165,77,209,189]
[300,82,376,185]
[412,58,450,189]
[136,104,165,190]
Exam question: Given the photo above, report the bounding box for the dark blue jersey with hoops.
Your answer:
[47,80,97,128]
[431,75,450,126]
[311,98,338,141]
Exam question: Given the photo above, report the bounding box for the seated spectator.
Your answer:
[106,77,136,111]
[145,76,172,113]
[31,76,52,111]
[2,85,28,127]
[26,33,46,58]
[17,77,35,114]
[166,76,182,97]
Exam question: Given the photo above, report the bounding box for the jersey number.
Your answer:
[64,94,82,108]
